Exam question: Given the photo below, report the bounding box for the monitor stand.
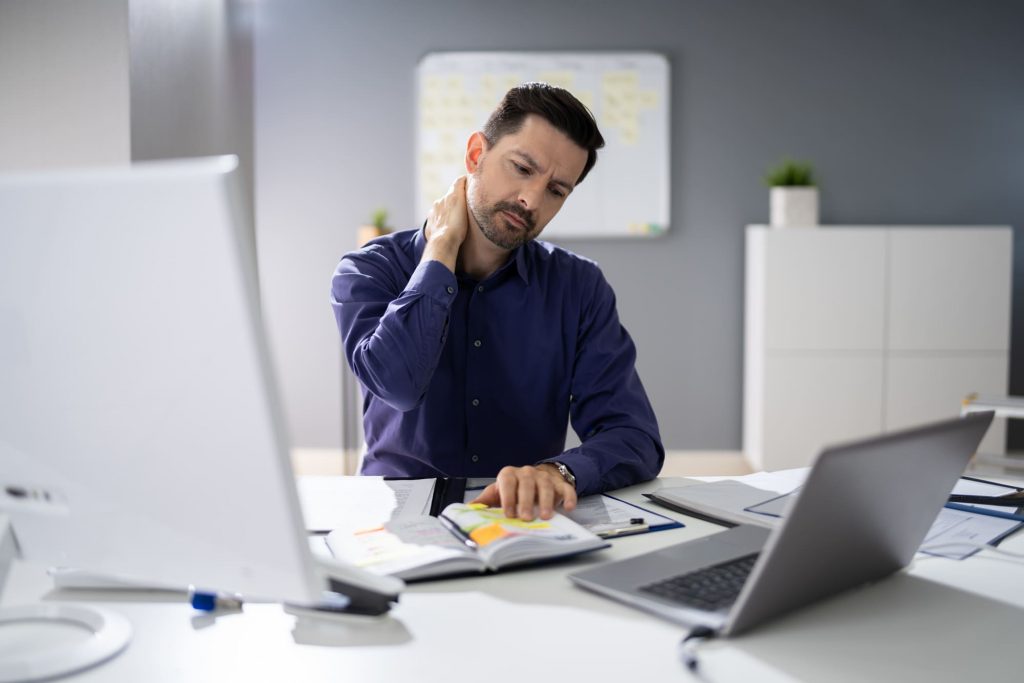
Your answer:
[0,516,132,682]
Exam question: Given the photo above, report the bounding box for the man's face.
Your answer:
[467,114,588,250]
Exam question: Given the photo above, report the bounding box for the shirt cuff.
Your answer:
[405,258,458,307]
[539,451,600,498]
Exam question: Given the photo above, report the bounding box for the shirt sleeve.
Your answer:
[542,267,664,497]
[331,245,457,412]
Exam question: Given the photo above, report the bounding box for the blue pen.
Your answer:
[944,502,1024,524]
[189,587,243,612]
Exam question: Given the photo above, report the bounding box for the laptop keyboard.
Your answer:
[639,553,759,611]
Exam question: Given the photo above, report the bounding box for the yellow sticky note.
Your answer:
[638,90,659,108]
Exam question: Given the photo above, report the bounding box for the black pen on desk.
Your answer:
[947,492,1024,506]
[960,474,1023,490]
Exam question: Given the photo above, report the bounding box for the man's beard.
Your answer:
[470,198,539,250]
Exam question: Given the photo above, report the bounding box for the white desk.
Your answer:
[3,477,1023,682]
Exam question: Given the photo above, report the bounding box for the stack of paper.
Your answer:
[648,469,1023,560]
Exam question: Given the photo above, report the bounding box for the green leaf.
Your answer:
[764,159,815,187]
[370,208,389,229]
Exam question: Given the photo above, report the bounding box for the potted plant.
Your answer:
[765,160,818,228]
[357,207,391,247]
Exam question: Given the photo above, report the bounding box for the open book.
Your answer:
[325,503,609,581]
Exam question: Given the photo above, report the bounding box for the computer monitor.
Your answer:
[0,157,398,645]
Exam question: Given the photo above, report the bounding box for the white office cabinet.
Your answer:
[744,226,1012,471]
[762,229,886,351]
[886,354,1009,455]
[763,355,885,471]
[887,230,1012,351]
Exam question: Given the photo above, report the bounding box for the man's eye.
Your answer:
[549,187,565,198]
[513,163,529,175]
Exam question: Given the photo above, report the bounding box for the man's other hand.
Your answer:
[469,464,578,521]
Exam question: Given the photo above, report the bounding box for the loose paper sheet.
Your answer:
[296,476,435,532]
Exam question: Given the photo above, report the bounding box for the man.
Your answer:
[331,83,663,522]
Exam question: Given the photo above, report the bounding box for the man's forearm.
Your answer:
[557,425,664,497]
[334,256,457,413]
[421,233,460,274]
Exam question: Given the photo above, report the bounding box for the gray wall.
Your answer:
[129,0,254,223]
[0,0,253,214]
[0,0,130,171]
[256,0,1024,450]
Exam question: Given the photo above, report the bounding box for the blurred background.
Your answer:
[2,0,1021,472]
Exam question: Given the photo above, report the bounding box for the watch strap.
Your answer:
[550,461,576,489]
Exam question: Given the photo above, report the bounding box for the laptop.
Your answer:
[569,412,993,636]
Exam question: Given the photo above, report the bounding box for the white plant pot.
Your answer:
[770,187,819,228]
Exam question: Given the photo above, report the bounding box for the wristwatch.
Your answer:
[548,461,577,490]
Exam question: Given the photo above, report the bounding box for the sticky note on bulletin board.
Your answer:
[416,52,670,239]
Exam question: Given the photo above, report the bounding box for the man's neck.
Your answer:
[457,216,514,281]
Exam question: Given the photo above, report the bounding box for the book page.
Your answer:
[440,503,606,568]
[919,508,1021,560]
[325,516,480,580]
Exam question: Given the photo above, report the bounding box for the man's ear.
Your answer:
[465,132,488,173]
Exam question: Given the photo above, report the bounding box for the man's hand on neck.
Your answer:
[422,176,469,273]
[423,175,513,282]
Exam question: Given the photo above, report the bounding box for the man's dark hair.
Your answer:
[482,82,605,186]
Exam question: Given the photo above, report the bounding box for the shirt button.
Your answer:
[471,454,479,463]
[446,286,454,294]
[473,339,482,348]
[471,398,480,407]
[477,286,484,293]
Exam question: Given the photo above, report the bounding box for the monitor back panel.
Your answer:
[0,157,320,602]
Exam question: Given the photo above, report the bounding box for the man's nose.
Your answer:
[518,180,544,210]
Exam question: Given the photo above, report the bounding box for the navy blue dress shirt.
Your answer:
[330,227,664,497]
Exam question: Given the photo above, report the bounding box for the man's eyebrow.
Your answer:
[511,150,575,192]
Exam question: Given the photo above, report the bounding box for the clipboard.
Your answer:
[572,494,683,538]
[944,476,1024,523]
[743,477,1024,525]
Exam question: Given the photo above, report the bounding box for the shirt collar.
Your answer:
[413,222,532,285]
[512,242,531,284]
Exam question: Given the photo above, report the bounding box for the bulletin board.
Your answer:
[416,52,670,239]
